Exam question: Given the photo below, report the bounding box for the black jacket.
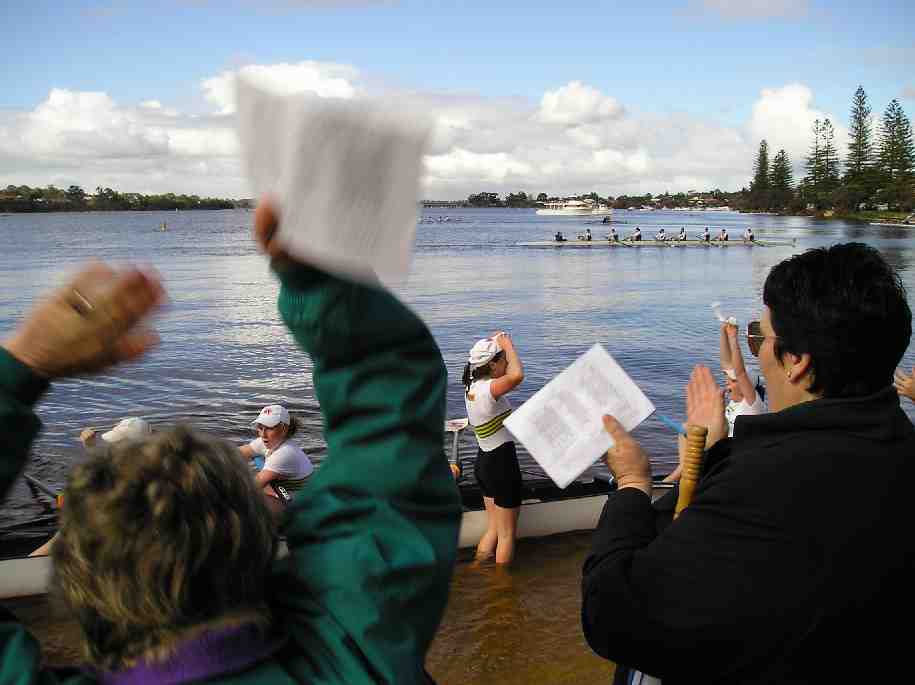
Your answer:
[582,388,915,684]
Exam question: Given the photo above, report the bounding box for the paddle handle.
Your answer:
[674,425,708,519]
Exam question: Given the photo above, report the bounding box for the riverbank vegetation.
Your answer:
[0,185,245,213]
[745,87,914,215]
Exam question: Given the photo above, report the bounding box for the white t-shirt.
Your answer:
[247,438,314,479]
[725,394,766,437]
[465,378,514,452]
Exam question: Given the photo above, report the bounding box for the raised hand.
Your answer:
[3,263,164,379]
[686,364,727,449]
[602,415,652,495]
[895,367,915,402]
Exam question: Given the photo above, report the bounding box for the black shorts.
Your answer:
[474,441,522,508]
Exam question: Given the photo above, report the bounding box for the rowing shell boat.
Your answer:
[518,238,797,248]
[0,422,664,598]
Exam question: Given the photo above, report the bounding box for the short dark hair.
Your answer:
[53,426,275,669]
[763,243,911,398]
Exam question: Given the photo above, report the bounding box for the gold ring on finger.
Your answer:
[71,288,95,316]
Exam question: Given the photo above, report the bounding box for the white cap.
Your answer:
[468,338,501,370]
[251,404,290,428]
[101,417,152,444]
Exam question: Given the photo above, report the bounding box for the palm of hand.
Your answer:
[687,365,727,447]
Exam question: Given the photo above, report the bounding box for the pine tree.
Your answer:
[843,86,877,211]
[749,139,771,210]
[802,120,822,208]
[846,86,874,177]
[821,118,841,194]
[878,99,915,209]
[768,149,794,210]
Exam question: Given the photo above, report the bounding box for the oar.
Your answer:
[24,473,64,509]
[674,425,708,519]
[445,418,469,467]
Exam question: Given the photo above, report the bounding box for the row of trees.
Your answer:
[0,184,238,212]
[748,87,915,212]
[463,190,738,209]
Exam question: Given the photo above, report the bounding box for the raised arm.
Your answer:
[490,332,524,399]
[0,263,162,681]
[256,204,460,684]
[719,323,733,374]
[726,324,758,404]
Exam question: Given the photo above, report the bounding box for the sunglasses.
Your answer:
[746,320,778,357]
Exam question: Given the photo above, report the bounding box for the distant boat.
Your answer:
[536,199,612,216]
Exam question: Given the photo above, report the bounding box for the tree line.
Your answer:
[747,87,915,213]
[0,185,240,212]
[461,190,740,209]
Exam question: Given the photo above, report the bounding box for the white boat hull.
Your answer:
[0,556,51,600]
[458,492,606,548]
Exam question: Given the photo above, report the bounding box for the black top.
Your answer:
[582,388,915,684]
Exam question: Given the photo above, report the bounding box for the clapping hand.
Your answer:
[895,367,915,402]
[3,263,164,379]
[686,365,728,449]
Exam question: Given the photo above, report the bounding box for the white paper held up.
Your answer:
[235,76,432,285]
[504,344,655,489]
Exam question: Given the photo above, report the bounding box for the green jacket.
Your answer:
[0,264,461,684]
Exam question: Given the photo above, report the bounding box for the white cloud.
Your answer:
[202,61,360,114]
[537,81,623,125]
[747,83,845,173]
[699,0,809,19]
[0,63,839,200]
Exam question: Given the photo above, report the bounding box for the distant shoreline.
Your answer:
[0,207,243,215]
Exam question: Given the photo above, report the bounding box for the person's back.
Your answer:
[582,243,915,684]
[681,401,915,682]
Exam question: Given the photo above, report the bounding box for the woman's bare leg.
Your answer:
[494,505,520,565]
[475,496,498,560]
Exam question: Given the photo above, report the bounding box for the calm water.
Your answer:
[1,208,913,680]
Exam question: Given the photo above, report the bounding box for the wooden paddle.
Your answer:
[674,424,708,519]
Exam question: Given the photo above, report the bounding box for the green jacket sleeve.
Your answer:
[0,349,88,684]
[267,265,461,685]
[0,348,48,502]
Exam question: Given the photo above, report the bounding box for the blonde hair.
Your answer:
[51,425,275,670]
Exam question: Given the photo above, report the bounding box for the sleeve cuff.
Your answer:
[0,347,50,407]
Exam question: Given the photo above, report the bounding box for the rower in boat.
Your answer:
[743,227,755,243]
[607,227,619,242]
[654,228,667,242]
[554,231,567,242]
[628,227,642,242]
[715,227,729,241]
[239,404,314,518]
[601,216,611,224]
[700,226,710,242]
[677,226,687,241]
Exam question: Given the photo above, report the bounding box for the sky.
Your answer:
[1,0,913,199]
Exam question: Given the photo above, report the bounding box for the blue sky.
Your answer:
[2,0,913,197]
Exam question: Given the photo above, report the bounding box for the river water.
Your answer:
[1,208,913,681]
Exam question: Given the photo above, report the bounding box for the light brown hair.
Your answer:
[51,425,275,670]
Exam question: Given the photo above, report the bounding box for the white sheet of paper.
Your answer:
[235,76,431,285]
[504,344,655,489]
